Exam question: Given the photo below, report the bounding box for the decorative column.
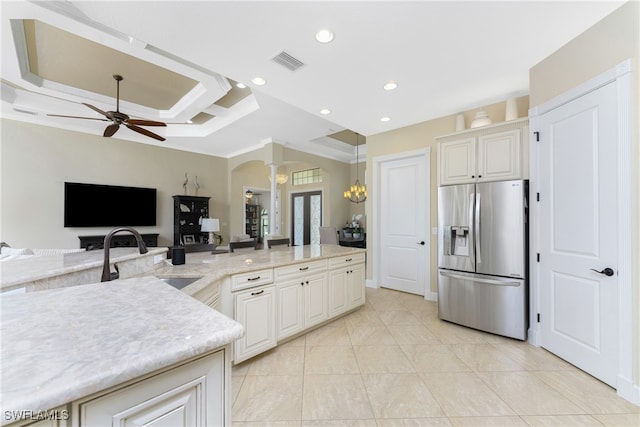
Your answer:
[269,164,278,236]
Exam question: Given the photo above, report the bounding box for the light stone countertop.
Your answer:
[0,247,168,290]
[0,275,244,416]
[155,244,367,296]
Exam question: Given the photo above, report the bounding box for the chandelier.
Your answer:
[344,132,367,203]
[268,173,289,185]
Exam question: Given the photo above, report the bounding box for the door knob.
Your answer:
[590,267,615,277]
[417,241,425,245]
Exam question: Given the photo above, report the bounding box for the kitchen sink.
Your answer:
[158,276,203,290]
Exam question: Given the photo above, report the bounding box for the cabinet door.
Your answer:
[439,138,475,185]
[328,269,349,317]
[78,351,225,427]
[235,285,276,363]
[277,279,304,340]
[347,263,366,309]
[303,273,328,328]
[477,129,521,181]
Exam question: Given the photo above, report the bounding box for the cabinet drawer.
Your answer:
[231,269,273,291]
[274,260,327,279]
[328,253,366,268]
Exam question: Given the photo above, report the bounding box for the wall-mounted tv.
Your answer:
[64,182,157,227]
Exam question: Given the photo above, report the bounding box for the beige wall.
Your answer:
[365,96,529,293]
[0,118,230,248]
[529,0,640,388]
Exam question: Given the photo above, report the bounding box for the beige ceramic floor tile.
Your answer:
[233,421,301,427]
[376,418,453,426]
[368,296,408,312]
[281,335,307,347]
[231,375,245,405]
[521,415,605,426]
[343,306,385,329]
[386,323,441,345]
[346,324,397,346]
[378,310,422,326]
[232,375,303,421]
[305,323,353,346]
[534,370,640,414]
[233,361,251,376]
[448,416,528,426]
[304,345,359,374]
[420,372,515,417]
[401,344,471,373]
[489,342,573,371]
[592,413,640,426]
[450,343,527,372]
[424,320,488,344]
[353,345,414,373]
[362,373,445,419]
[246,345,305,376]
[477,371,585,416]
[302,374,374,420]
[301,420,377,426]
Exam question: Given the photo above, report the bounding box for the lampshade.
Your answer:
[201,218,220,232]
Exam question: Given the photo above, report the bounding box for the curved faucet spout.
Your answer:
[101,227,149,282]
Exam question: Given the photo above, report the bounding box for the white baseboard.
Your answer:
[425,291,438,302]
[617,375,640,407]
[365,279,378,288]
[527,327,540,347]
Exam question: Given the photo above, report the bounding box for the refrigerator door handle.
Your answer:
[468,192,475,266]
[439,270,521,287]
[475,192,481,265]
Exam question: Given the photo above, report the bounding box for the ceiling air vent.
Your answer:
[272,51,305,71]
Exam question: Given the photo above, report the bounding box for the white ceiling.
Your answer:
[1,1,625,162]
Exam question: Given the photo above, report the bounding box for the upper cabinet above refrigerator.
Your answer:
[436,118,529,186]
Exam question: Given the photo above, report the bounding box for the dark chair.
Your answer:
[229,238,257,252]
[267,238,290,248]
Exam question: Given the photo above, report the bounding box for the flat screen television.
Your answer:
[64,182,157,227]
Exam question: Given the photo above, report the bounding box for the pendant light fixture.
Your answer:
[344,132,367,203]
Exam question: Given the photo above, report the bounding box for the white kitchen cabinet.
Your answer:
[328,254,366,317]
[437,118,529,186]
[303,272,329,328]
[74,350,227,427]
[234,284,276,363]
[276,278,304,339]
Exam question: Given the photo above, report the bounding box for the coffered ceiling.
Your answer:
[0,1,624,162]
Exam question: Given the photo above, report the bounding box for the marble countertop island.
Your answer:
[0,276,244,417]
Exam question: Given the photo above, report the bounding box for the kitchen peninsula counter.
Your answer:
[0,275,243,425]
[155,244,366,297]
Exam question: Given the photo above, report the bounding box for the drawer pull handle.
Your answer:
[247,276,261,281]
[299,266,309,271]
[251,290,265,296]
[345,258,353,262]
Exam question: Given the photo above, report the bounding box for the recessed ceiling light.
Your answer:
[315,29,334,43]
[320,109,331,115]
[380,117,391,122]
[383,81,398,91]
[251,77,266,86]
[236,82,247,89]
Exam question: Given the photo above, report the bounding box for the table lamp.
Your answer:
[200,218,220,245]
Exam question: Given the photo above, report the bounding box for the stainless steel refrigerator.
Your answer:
[437,179,529,340]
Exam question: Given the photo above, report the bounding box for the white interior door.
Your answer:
[379,154,429,295]
[538,81,618,387]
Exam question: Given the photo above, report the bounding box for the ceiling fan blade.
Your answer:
[47,114,109,121]
[82,103,109,117]
[104,123,120,137]
[127,119,166,127]
[126,123,166,141]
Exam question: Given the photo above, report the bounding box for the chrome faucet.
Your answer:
[101,226,149,282]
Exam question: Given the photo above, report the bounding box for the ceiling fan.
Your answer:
[48,74,167,141]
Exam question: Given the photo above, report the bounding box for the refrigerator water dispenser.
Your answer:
[444,226,470,257]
